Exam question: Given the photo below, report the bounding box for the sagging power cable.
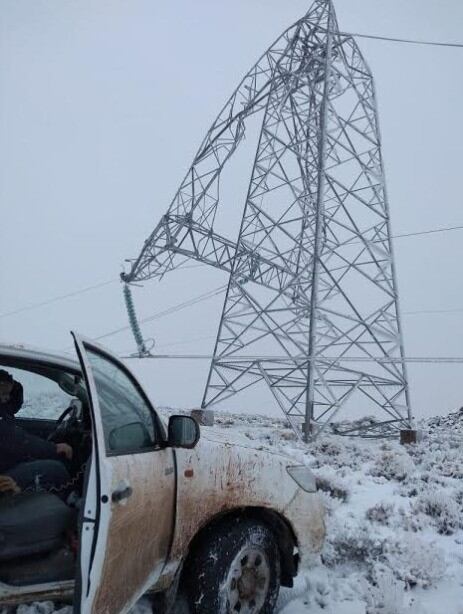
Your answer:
[338,30,463,49]
[94,284,227,343]
[0,279,118,319]
[2,224,463,322]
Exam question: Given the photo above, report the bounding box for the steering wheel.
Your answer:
[47,399,82,442]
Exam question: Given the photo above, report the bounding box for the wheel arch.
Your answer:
[181,506,299,588]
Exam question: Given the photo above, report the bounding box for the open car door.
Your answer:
[72,333,176,614]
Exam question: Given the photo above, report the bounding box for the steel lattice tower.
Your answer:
[122,0,412,440]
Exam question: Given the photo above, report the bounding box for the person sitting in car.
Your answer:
[0,369,73,494]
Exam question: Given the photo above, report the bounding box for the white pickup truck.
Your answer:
[0,335,325,613]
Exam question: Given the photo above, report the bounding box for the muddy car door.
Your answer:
[72,334,176,614]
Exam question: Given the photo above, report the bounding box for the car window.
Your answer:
[2,367,73,420]
[85,348,160,454]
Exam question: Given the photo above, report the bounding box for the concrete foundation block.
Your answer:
[400,429,420,445]
[191,409,215,426]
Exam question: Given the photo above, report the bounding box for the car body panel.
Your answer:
[162,426,325,578]
[90,451,176,613]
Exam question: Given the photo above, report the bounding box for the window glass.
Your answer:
[0,367,73,420]
[85,348,158,454]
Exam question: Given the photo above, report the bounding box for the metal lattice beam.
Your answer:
[122,0,412,440]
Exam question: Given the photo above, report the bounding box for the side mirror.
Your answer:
[167,415,200,449]
[109,421,151,452]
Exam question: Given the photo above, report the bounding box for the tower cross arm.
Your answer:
[122,215,296,294]
[122,20,306,284]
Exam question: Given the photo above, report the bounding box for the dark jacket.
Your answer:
[0,418,59,473]
[0,382,59,472]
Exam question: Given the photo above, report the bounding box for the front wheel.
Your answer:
[184,518,281,614]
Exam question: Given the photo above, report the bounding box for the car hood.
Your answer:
[198,424,298,464]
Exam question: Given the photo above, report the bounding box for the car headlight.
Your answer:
[286,465,317,493]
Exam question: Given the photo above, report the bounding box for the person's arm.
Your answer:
[18,428,73,460]
[18,427,61,460]
[0,421,58,461]
[0,421,72,463]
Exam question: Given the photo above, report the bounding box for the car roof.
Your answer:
[0,343,81,374]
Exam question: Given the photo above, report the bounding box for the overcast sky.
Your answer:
[1,0,462,419]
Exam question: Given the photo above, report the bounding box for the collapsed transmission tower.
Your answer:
[122,0,413,440]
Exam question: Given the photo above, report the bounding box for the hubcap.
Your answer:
[226,546,270,613]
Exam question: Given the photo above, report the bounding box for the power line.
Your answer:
[121,299,463,354]
[404,306,463,316]
[119,333,218,357]
[338,30,463,49]
[2,223,463,322]
[0,262,207,322]
[344,223,463,247]
[156,334,218,350]
[392,224,463,241]
[94,285,227,342]
[122,353,463,364]
[0,279,118,320]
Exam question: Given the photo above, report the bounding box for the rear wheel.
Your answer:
[184,518,281,614]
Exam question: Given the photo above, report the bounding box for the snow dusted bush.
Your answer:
[366,501,395,526]
[279,428,298,441]
[397,505,429,533]
[455,487,463,509]
[412,489,461,535]
[314,467,350,502]
[314,438,344,460]
[323,521,385,568]
[311,435,375,472]
[417,470,447,489]
[411,439,463,479]
[370,448,415,482]
[384,535,446,589]
[364,566,406,614]
[394,482,419,498]
[311,437,348,470]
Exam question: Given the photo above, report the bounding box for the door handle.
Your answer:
[112,485,133,503]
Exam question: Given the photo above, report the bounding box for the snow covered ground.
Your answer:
[4,403,463,614]
[221,410,463,614]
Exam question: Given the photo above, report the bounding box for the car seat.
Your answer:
[0,492,74,561]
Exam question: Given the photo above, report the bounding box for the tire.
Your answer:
[184,518,281,614]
